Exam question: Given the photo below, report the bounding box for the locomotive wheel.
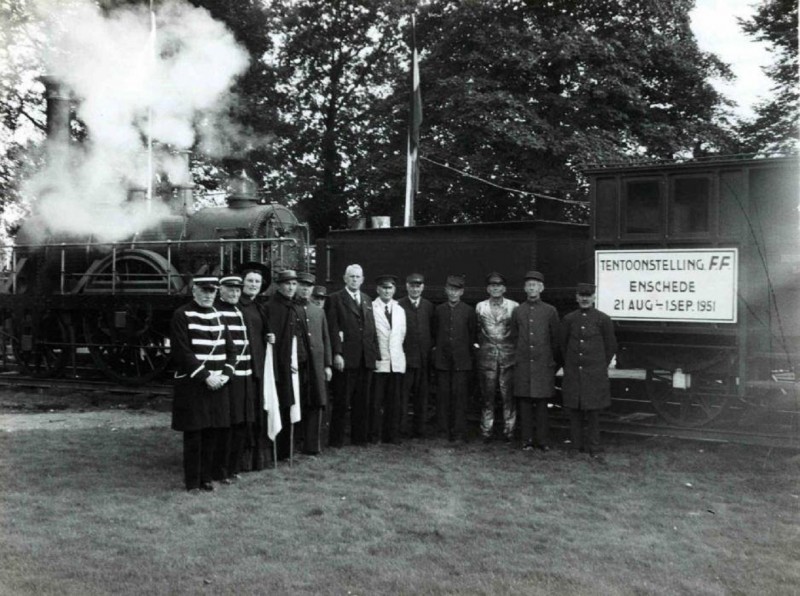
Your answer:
[646,369,732,427]
[11,311,70,378]
[82,305,171,385]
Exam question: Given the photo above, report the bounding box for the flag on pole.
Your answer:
[403,14,422,227]
[263,344,282,441]
[290,337,301,424]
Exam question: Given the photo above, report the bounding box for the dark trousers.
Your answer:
[373,372,403,444]
[568,408,601,452]
[228,423,248,475]
[183,428,217,490]
[211,427,232,481]
[401,365,429,437]
[243,411,270,472]
[517,397,550,447]
[301,407,324,454]
[274,405,293,461]
[330,366,373,446]
[436,370,469,440]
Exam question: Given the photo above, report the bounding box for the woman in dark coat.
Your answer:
[560,283,617,457]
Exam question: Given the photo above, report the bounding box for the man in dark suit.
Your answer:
[325,263,379,446]
[397,273,434,438]
[433,275,478,442]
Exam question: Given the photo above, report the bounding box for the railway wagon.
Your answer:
[316,219,591,316]
[585,156,800,426]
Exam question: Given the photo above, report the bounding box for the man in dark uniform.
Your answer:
[432,275,477,442]
[310,285,327,309]
[170,276,235,492]
[397,273,434,438]
[267,269,308,461]
[511,271,560,451]
[215,274,256,482]
[560,283,617,458]
[325,264,379,447]
[295,271,332,455]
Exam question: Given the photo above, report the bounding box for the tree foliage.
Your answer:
[738,0,799,155]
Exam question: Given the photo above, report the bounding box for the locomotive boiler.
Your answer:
[0,79,309,385]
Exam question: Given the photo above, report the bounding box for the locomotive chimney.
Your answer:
[39,76,72,146]
[170,150,195,216]
[226,170,258,209]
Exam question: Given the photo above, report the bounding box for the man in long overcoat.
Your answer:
[560,283,617,457]
[511,271,560,451]
[475,272,519,442]
[296,272,332,455]
[170,276,235,492]
[326,264,379,447]
[397,273,434,438]
[432,275,477,442]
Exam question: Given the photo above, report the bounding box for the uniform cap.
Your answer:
[486,272,506,285]
[193,276,219,290]
[375,274,398,287]
[297,271,316,286]
[524,270,545,283]
[311,285,327,298]
[406,273,425,284]
[219,275,243,287]
[576,282,596,295]
[445,274,465,288]
[276,269,298,283]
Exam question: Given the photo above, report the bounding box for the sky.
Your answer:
[690,0,773,120]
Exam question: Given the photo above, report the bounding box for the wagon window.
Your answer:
[670,177,710,235]
[623,180,661,235]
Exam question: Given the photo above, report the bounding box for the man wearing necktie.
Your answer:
[325,264,379,446]
[397,273,434,438]
[371,274,407,444]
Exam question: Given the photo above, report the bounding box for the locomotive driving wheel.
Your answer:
[11,310,70,378]
[646,369,732,427]
[82,304,171,385]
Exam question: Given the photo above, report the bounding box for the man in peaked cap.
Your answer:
[310,286,327,308]
[294,271,332,455]
[432,274,477,442]
[397,273,434,438]
[511,270,560,452]
[560,282,617,459]
[475,272,519,443]
[170,275,235,492]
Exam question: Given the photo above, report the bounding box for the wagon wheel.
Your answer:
[11,311,70,378]
[82,305,171,385]
[646,369,732,427]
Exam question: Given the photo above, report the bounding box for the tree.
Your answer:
[366,0,736,225]
[738,0,799,155]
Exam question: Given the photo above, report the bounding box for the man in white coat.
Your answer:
[370,274,407,444]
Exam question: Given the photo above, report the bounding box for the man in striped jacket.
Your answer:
[170,276,236,492]
[215,275,257,482]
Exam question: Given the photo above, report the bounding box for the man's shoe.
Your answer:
[200,481,215,491]
[537,444,551,452]
[220,478,233,485]
[522,442,535,451]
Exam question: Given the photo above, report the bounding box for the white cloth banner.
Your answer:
[290,336,301,424]
[262,343,281,441]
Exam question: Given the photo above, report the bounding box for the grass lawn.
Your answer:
[1,423,798,595]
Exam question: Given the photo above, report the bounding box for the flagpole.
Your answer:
[146,2,156,214]
[403,14,422,227]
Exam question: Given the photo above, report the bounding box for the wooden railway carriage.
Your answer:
[584,156,799,426]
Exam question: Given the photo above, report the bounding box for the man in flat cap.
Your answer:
[397,273,434,438]
[432,274,477,442]
[371,274,406,444]
[560,283,617,458]
[294,271,332,455]
[325,264,379,447]
[475,272,519,443]
[266,269,308,460]
[170,276,235,492]
[511,271,560,451]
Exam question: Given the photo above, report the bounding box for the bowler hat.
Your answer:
[193,275,219,290]
[486,272,506,285]
[576,282,596,295]
[219,275,243,287]
[312,285,327,298]
[524,270,545,283]
[406,273,425,284]
[376,274,398,287]
[445,274,465,288]
[297,271,316,285]
[276,269,298,283]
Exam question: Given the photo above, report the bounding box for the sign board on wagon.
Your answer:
[595,249,738,323]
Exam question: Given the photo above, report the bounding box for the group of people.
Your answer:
[169,262,617,493]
